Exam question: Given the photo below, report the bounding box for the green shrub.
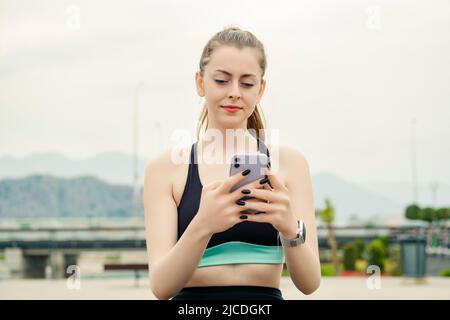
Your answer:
[391,266,402,276]
[384,258,402,276]
[355,259,367,272]
[105,255,121,262]
[378,235,390,258]
[440,268,450,277]
[342,243,356,271]
[366,239,385,273]
[321,264,336,276]
[387,245,402,276]
[353,239,365,260]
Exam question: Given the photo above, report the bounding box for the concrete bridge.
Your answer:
[1,225,447,279]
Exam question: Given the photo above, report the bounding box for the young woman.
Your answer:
[144,26,320,300]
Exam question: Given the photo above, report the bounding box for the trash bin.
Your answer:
[399,236,427,277]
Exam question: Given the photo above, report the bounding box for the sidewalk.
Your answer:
[0,277,449,300]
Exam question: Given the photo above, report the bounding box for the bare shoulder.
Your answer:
[144,145,191,205]
[266,143,310,188]
[281,145,308,165]
[266,143,308,167]
[145,145,191,176]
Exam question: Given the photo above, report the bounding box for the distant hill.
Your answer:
[0,151,148,186]
[0,174,142,218]
[2,151,441,223]
[311,172,404,223]
[360,180,450,209]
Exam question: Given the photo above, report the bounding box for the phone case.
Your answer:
[229,153,269,214]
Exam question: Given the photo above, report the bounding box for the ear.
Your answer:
[195,71,205,97]
[257,78,266,103]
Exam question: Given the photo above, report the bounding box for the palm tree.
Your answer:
[318,198,339,275]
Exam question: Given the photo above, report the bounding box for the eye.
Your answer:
[214,80,254,88]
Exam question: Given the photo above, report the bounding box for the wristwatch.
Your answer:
[279,220,306,247]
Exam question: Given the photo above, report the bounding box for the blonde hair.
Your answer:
[196,26,268,142]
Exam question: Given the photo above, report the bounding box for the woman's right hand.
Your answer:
[193,169,270,235]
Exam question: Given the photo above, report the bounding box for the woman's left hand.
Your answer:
[240,167,299,239]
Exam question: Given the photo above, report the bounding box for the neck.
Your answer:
[198,127,260,165]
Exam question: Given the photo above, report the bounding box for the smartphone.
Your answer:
[229,153,269,214]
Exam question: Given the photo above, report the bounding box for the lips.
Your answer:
[221,105,242,110]
[221,106,242,113]
[222,104,242,109]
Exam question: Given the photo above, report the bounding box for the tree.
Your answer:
[435,208,448,221]
[405,204,420,220]
[318,198,339,275]
[420,207,436,223]
[420,207,437,247]
[405,203,450,248]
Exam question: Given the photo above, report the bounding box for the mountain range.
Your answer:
[1,151,447,223]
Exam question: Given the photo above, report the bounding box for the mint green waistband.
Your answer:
[198,241,285,268]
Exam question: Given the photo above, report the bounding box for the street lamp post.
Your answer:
[430,181,439,208]
[133,82,145,208]
[410,118,418,204]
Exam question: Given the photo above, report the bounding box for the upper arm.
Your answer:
[282,146,319,258]
[143,150,178,274]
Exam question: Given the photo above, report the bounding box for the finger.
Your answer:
[238,196,267,204]
[237,212,250,222]
[245,211,270,223]
[261,181,273,191]
[242,188,278,203]
[219,168,252,193]
[229,175,272,201]
[238,200,270,213]
[244,197,268,203]
[206,180,222,190]
[264,167,286,191]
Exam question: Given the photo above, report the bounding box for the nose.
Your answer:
[228,80,241,100]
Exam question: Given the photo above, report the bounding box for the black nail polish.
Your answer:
[259,177,269,184]
[242,169,251,176]
[240,215,248,220]
[241,189,251,194]
[235,199,245,206]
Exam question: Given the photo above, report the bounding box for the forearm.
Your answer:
[283,243,321,295]
[150,219,212,300]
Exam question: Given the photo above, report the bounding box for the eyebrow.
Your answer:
[214,69,257,78]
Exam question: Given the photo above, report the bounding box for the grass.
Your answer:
[440,267,450,277]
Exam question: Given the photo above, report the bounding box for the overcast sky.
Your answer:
[0,0,449,186]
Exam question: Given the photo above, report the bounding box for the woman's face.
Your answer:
[196,45,266,129]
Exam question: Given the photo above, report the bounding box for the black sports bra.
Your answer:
[177,139,285,267]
